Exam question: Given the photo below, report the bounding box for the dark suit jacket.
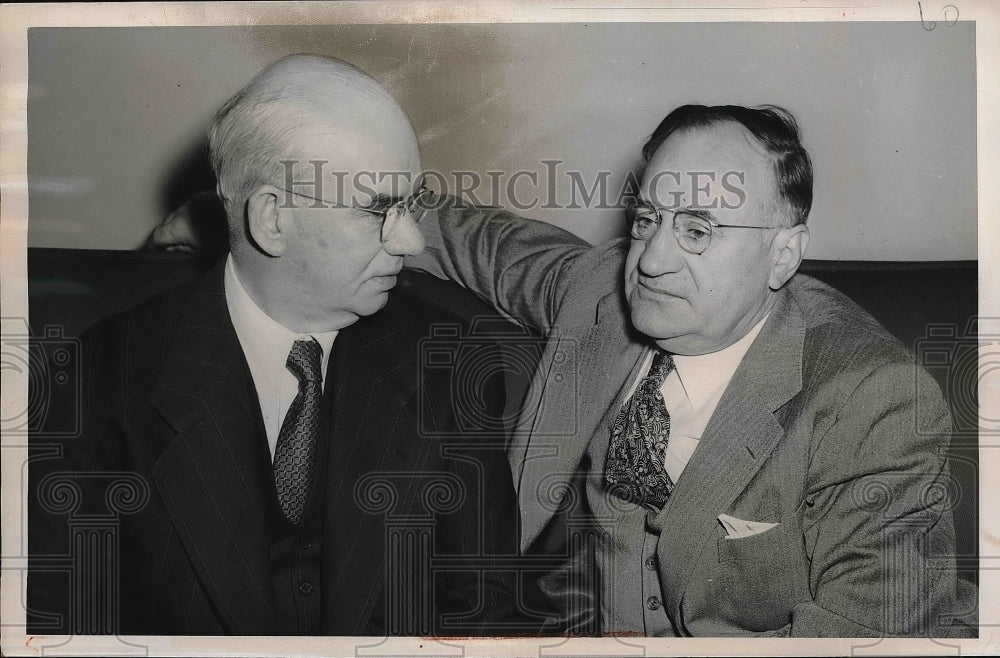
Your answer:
[28,262,535,636]
[406,196,975,637]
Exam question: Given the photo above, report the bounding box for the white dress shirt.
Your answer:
[625,316,769,484]
[224,256,338,460]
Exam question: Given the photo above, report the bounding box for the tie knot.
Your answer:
[646,350,675,386]
[287,338,323,385]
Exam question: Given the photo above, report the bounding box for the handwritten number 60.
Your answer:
[919,2,960,31]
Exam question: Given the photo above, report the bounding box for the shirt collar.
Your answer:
[670,315,769,410]
[224,254,337,382]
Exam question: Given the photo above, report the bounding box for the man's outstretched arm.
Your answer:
[405,195,593,333]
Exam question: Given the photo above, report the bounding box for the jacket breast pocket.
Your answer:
[718,522,783,562]
[707,522,811,632]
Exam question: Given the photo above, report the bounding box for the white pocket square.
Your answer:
[718,514,779,539]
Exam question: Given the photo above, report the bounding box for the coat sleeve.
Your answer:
[405,195,593,332]
[793,356,971,637]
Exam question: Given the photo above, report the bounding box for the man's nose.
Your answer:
[383,211,426,256]
[637,220,685,277]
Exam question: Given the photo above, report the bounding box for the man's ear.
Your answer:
[246,185,291,257]
[769,224,810,290]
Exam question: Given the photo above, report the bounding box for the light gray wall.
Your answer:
[27,23,976,260]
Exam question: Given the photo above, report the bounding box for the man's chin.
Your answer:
[630,316,677,342]
[354,291,391,317]
[629,302,693,345]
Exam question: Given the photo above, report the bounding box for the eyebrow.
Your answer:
[677,207,718,224]
[636,197,720,225]
[359,179,427,212]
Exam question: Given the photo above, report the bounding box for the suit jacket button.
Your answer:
[298,581,314,595]
[646,595,661,611]
[300,535,314,550]
[644,555,658,571]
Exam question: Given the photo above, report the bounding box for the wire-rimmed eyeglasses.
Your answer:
[626,200,775,255]
[278,182,436,243]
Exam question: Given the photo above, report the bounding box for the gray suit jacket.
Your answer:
[406,196,971,637]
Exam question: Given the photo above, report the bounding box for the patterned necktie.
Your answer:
[604,350,676,511]
[273,338,324,526]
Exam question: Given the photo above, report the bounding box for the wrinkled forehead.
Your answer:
[281,91,423,203]
[639,122,777,213]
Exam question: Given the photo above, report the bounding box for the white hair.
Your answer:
[207,54,397,244]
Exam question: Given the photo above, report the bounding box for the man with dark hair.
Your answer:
[407,103,971,636]
[29,54,535,636]
[640,105,813,227]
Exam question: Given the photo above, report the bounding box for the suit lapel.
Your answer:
[517,290,648,550]
[148,265,279,634]
[319,301,423,634]
[648,288,806,615]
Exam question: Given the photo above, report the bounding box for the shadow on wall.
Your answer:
[160,140,216,218]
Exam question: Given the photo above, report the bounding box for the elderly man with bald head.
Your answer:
[28,55,535,636]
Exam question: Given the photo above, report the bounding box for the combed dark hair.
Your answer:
[641,105,813,226]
